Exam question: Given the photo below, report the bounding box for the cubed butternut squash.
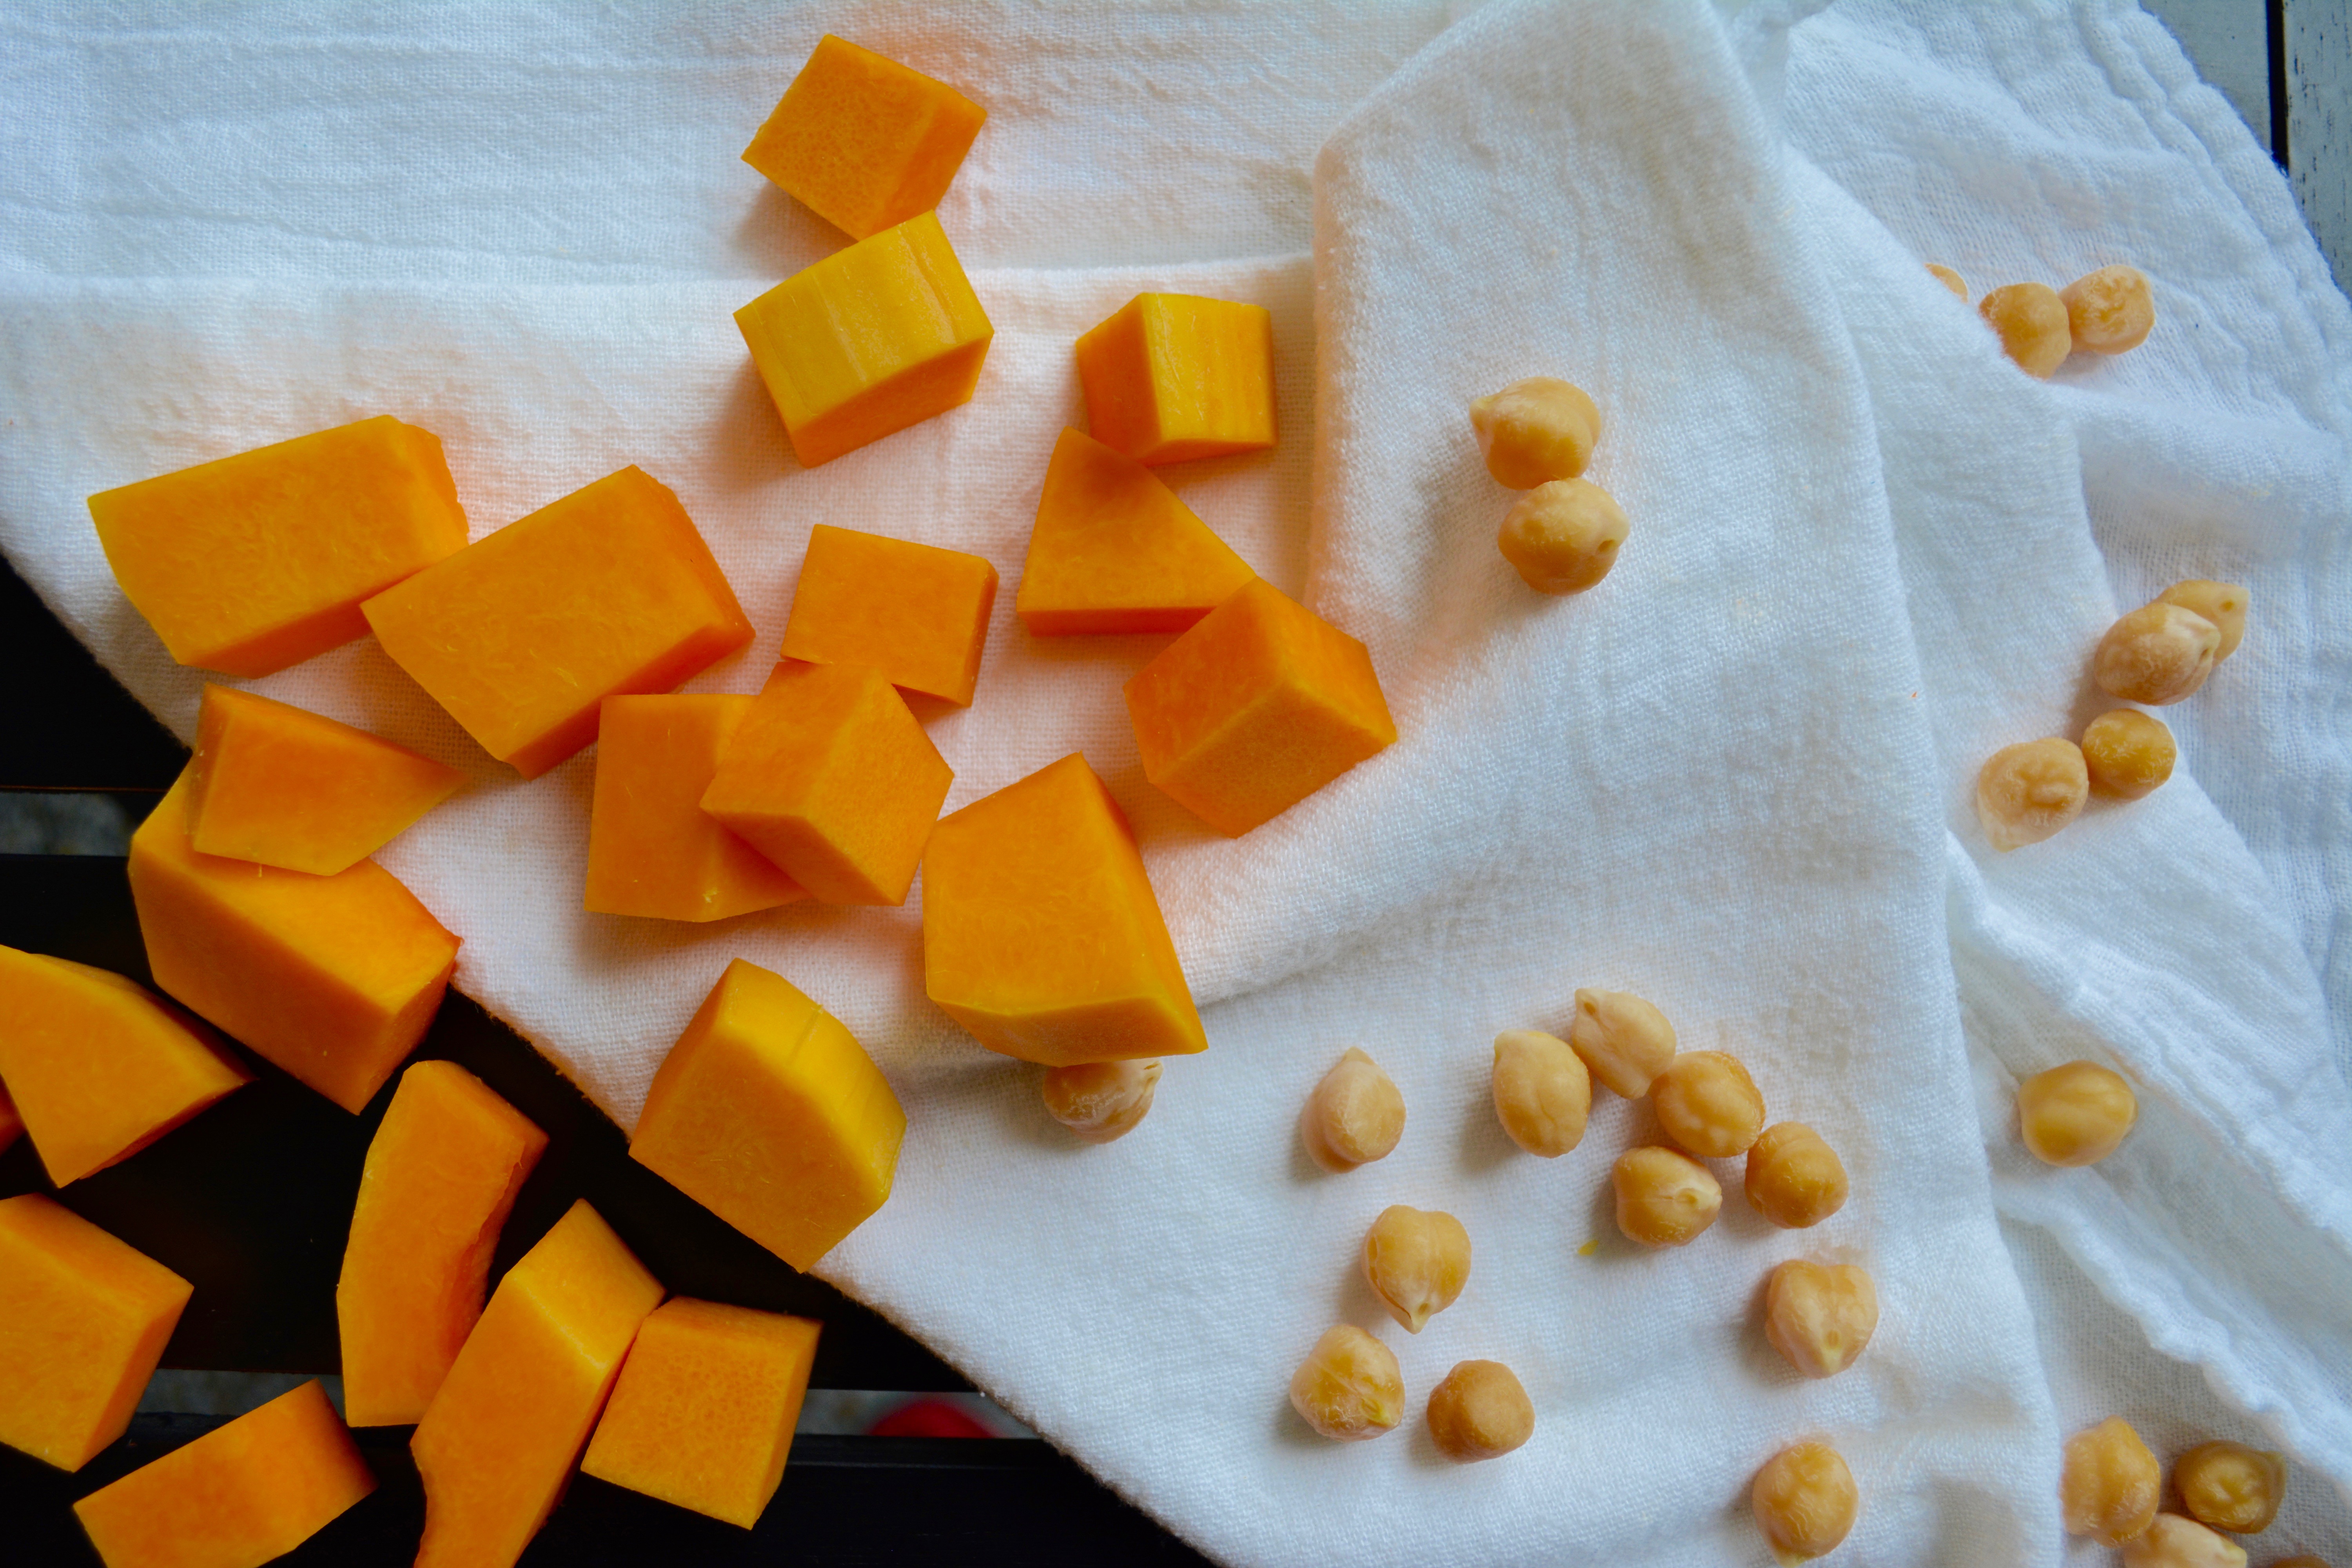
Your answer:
[742,34,985,240]
[1016,426,1257,635]
[1074,294,1276,466]
[585,695,808,922]
[778,524,998,706]
[0,1080,20,1156]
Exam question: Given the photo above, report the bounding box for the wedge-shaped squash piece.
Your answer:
[74,1380,375,1568]
[412,1200,662,1568]
[582,1299,820,1529]
[922,754,1205,1065]
[338,1061,549,1428]
[779,524,998,706]
[0,946,249,1187]
[1075,294,1276,466]
[1017,427,1257,635]
[362,467,753,779]
[86,416,468,679]
[1125,579,1396,836]
[630,961,906,1272]
[736,212,994,468]
[185,685,465,875]
[585,695,808,922]
[0,1081,20,1156]
[742,34,985,240]
[699,662,952,907]
[129,772,461,1114]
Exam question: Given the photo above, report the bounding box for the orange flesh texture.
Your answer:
[630,960,906,1272]
[698,662,952,907]
[184,685,466,875]
[779,523,999,705]
[735,211,994,468]
[337,1061,550,1428]
[1016,427,1258,635]
[582,1299,820,1530]
[128,771,461,1114]
[742,34,985,240]
[920,753,1206,1065]
[585,695,808,922]
[73,1379,375,1568]
[0,1081,20,1156]
[360,466,753,779]
[1074,294,1277,466]
[0,945,249,1187]
[85,416,468,679]
[411,1200,662,1568]
[1124,579,1397,836]
[0,1195,191,1472]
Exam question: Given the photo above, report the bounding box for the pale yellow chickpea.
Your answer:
[1288,1324,1405,1441]
[1927,263,1967,299]
[1980,281,2073,377]
[1653,1051,1766,1158]
[1497,478,1628,595]
[1469,375,1601,489]
[1751,1441,1859,1560]
[2061,264,2156,355]
[2122,1514,2250,1568]
[1040,1059,1161,1143]
[2018,1060,2138,1167]
[2158,580,2249,662]
[1612,1146,1722,1247]
[1426,1359,1534,1461]
[2095,602,2221,705]
[1746,1122,1849,1229]
[1300,1047,1405,1171]
[2082,710,2177,801]
[2063,1416,2162,1544]
[1975,738,2089,851]
[1569,988,1677,1098]
[2174,1441,2286,1534]
[1764,1260,1878,1379]
[1491,1029,1590,1157]
[1362,1204,1471,1333]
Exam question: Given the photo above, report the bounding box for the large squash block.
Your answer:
[778,524,998,706]
[1016,426,1256,635]
[742,34,985,240]
[585,695,807,923]
[1074,294,1276,466]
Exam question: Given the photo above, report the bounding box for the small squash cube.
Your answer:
[742,35,985,240]
[1016,427,1257,635]
[1074,294,1276,466]
[778,524,998,705]
[585,695,807,923]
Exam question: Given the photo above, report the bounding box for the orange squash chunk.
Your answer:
[585,695,808,922]
[699,662,951,907]
[742,34,985,241]
[630,960,906,1272]
[185,685,465,875]
[922,754,1205,1065]
[0,1080,20,1156]
[362,467,753,779]
[129,771,461,1114]
[338,1061,549,1428]
[0,1195,191,1472]
[73,1380,375,1568]
[736,212,994,469]
[1074,294,1276,466]
[412,1200,662,1568]
[779,524,998,706]
[0,946,249,1187]
[1124,579,1396,836]
[86,416,468,679]
[581,1299,820,1529]
[1016,426,1257,635]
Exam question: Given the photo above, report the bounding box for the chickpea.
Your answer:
[1491,1029,1590,1157]
[2158,580,2249,662]
[1362,1204,1471,1333]
[2082,710,2176,800]
[1751,1441,1859,1560]
[1927,263,1967,299]
[1653,1051,1766,1158]
[2095,602,2221,705]
[1300,1047,1405,1171]
[1040,1059,1161,1143]
[1497,478,1628,595]
[1469,376,1602,489]
[2060,264,2156,355]
[1612,1146,1722,1247]
[1980,281,2073,377]
[1975,738,2089,851]
[1745,1122,1849,1229]
[2063,1416,2161,1544]
[2122,1514,2250,1568]
[2174,1441,2286,1534]
[1569,988,1677,1098]
[1287,1324,1404,1441]
[1764,1260,1878,1379]
[1426,1359,1534,1461]
[2018,1060,2137,1167]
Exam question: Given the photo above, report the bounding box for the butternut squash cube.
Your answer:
[1125,579,1396,836]
[0,1195,191,1472]
[86,415,468,678]
[779,524,998,706]
[700,662,952,907]
[129,771,461,1114]
[585,695,808,922]
[338,1061,550,1428]
[185,685,465,876]
[735,211,994,468]
[630,960,906,1272]
[921,754,1206,1065]
[73,1379,375,1568]
[0,1081,20,1156]
[362,466,753,779]
[581,1299,820,1529]
[1017,426,1257,635]
[1074,294,1276,466]
[742,34,985,240]
[412,1200,662,1568]
[0,945,249,1187]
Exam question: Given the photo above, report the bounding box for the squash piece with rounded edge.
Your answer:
[778,524,998,706]
[1075,293,1276,466]
[1017,427,1257,635]
[586,695,808,923]
[742,35,985,240]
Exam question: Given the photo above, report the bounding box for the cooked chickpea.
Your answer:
[1497,478,1628,595]
[1288,1324,1405,1441]
[2061,264,2156,355]
[1975,738,2089,851]
[2082,710,2177,800]
[1040,1059,1161,1143]
[1569,988,1677,1098]
[1751,1441,1859,1560]
[2174,1441,2286,1534]
[1362,1204,1471,1333]
[1300,1047,1405,1171]
[1927,263,1967,299]
[1469,376,1602,489]
[2018,1060,2137,1167]
[1426,1359,1534,1461]
[1980,281,2073,377]
[2095,602,2221,705]
[2158,580,2249,662]
[1764,1260,1878,1379]
[2063,1416,2161,1544]
[1653,1051,1766,1158]
[1491,1029,1590,1157]
[2122,1514,2250,1568]
[1612,1146,1722,1247]
[1746,1122,1849,1229]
